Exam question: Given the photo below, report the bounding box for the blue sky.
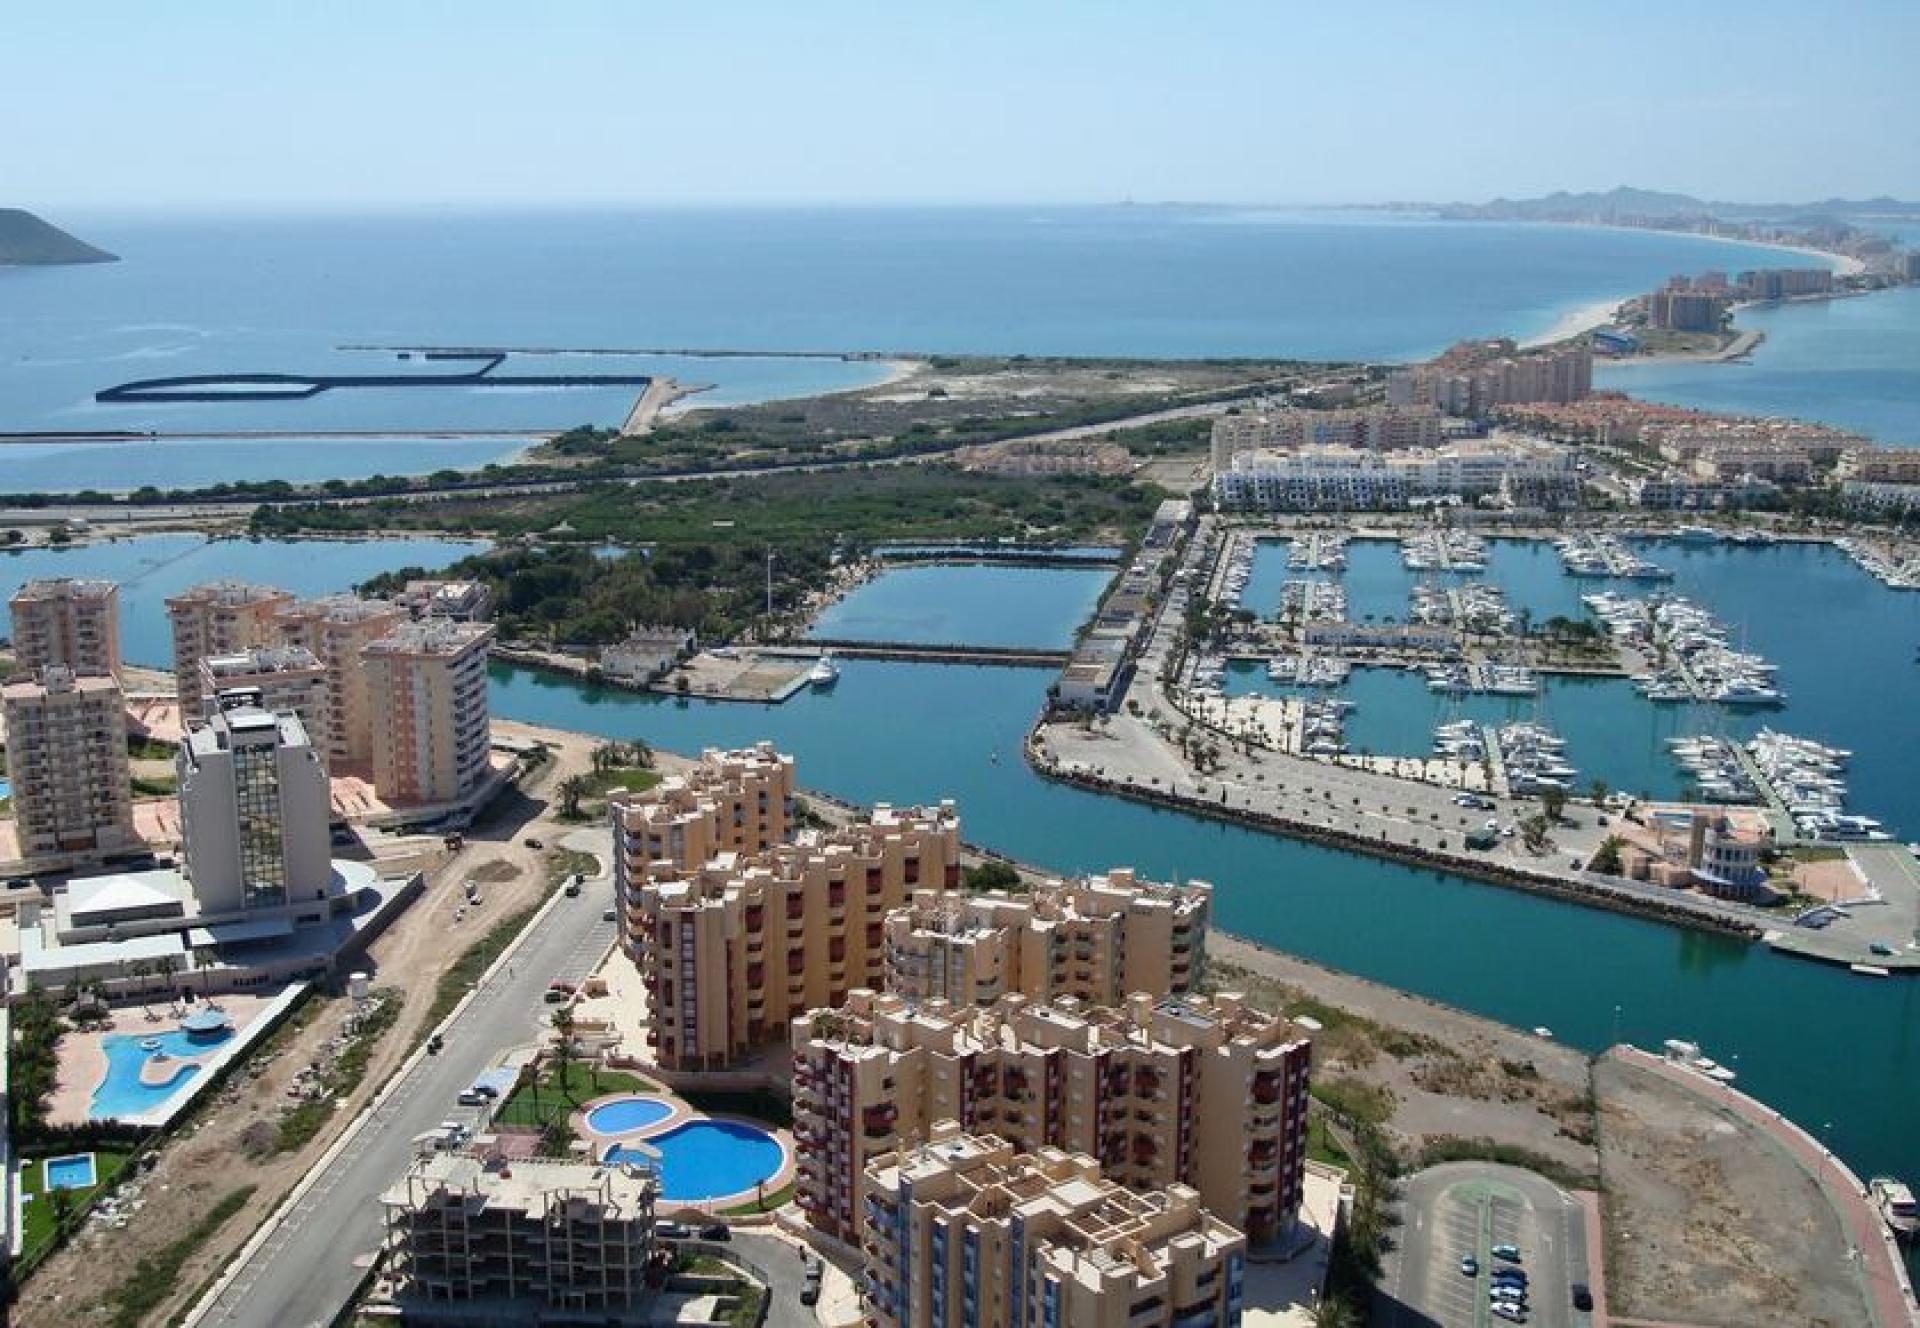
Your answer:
[8,1,1916,211]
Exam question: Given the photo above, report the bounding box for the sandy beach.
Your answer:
[1520,295,1626,348]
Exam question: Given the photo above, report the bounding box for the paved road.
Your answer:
[190,875,621,1328]
[1381,1163,1592,1328]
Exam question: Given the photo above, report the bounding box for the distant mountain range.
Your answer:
[1420,187,1920,224]
[0,209,117,265]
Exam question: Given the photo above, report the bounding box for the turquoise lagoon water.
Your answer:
[606,1119,786,1201]
[488,537,1920,1211]
[584,1096,674,1135]
[0,533,488,665]
[808,564,1112,650]
[1597,284,1920,443]
[0,435,531,494]
[92,1026,235,1121]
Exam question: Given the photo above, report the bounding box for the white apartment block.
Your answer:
[1209,406,1442,472]
[178,706,334,915]
[1214,442,1578,511]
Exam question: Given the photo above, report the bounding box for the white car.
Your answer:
[1491,1304,1527,1324]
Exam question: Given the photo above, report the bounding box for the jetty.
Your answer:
[96,352,650,404]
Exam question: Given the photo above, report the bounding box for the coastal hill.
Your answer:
[1423,186,1920,224]
[0,208,117,265]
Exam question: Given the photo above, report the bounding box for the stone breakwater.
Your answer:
[1030,750,1762,940]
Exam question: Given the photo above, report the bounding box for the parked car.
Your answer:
[1460,1254,1479,1276]
[602,907,617,922]
[654,1220,693,1241]
[699,1221,731,1242]
[1571,1282,1593,1312]
[800,1264,823,1306]
[1491,1304,1527,1324]
[524,836,544,849]
[1491,1243,1522,1263]
[564,875,583,897]
[427,1033,444,1055]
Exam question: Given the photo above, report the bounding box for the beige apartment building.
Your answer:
[8,578,122,680]
[3,666,138,863]
[361,619,494,808]
[630,804,962,1070]
[863,1126,1247,1328]
[380,1153,656,1316]
[275,595,408,769]
[166,581,296,714]
[199,644,328,735]
[884,870,1210,1008]
[793,989,1312,1247]
[610,741,796,950]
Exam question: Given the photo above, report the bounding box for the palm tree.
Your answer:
[551,1005,580,1100]
[1308,1298,1361,1328]
[629,739,654,770]
[557,773,591,820]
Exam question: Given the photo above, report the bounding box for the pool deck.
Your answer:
[49,985,304,1128]
[572,1092,795,1214]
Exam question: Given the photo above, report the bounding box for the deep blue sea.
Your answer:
[0,207,1813,492]
[1597,283,1920,443]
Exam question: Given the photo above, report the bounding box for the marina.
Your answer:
[1557,532,1672,580]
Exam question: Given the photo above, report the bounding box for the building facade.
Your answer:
[883,871,1210,1009]
[1214,442,1578,512]
[199,644,328,738]
[2,667,138,863]
[629,805,962,1070]
[8,578,121,680]
[1386,339,1593,417]
[361,620,495,808]
[1209,406,1442,472]
[166,581,296,715]
[863,1126,1247,1328]
[275,595,408,769]
[380,1154,656,1316]
[177,706,334,915]
[793,989,1311,1247]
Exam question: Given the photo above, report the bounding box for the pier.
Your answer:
[780,640,1070,668]
[96,352,651,404]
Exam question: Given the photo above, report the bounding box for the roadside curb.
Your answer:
[179,865,588,1327]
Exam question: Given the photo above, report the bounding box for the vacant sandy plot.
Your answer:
[1595,1053,1869,1327]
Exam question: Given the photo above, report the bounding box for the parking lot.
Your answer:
[1381,1163,1594,1328]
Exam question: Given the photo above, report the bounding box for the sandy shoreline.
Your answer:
[1520,295,1627,348]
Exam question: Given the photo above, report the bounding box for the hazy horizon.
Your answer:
[8,1,1917,212]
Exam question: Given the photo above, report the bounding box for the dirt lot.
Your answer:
[12,722,602,1328]
[1594,1052,1869,1327]
[1207,934,1599,1183]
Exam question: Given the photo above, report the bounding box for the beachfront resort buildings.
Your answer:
[166,581,298,714]
[8,578,122,680]
[177,704,333,914]
[863,1126,1248,1328]
[1213,440,1580,511]
[626,802,962,1070]
[1386,338,1592,417]
[274,595,408,769]
[791,989,1312,1247]
[362,619,495,808]
[378,1154,656,1316]
[882,871,1210,1008]
[1209,405,1442,472]
[1,666,138,866]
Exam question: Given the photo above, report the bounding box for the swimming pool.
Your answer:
[584,1095,674,1136]
[607,1120,785,1201]
[91,1026,235,1121]
[43,1152,97,1191]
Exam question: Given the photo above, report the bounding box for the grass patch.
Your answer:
[495,1063,657,1131]
[425,902,542,1029]
[275,990,402,1152]
[1306,1113,1352,1168]
[16,1147,135,1268]
[1411,1136,1598,1191]
[126,735,176,760]
[546,848,600,891]
[1204,959,1445,1070]
[131,773,178,798]
[1312,1075,1397,1130]
[719,1180,795,1217]
[96,1184,256,1328]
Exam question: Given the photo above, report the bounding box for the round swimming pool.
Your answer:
[607,1119,785,1201]
[583,1095,674,1135]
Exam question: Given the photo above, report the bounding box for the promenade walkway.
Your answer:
[1613,1046,1919,1328]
